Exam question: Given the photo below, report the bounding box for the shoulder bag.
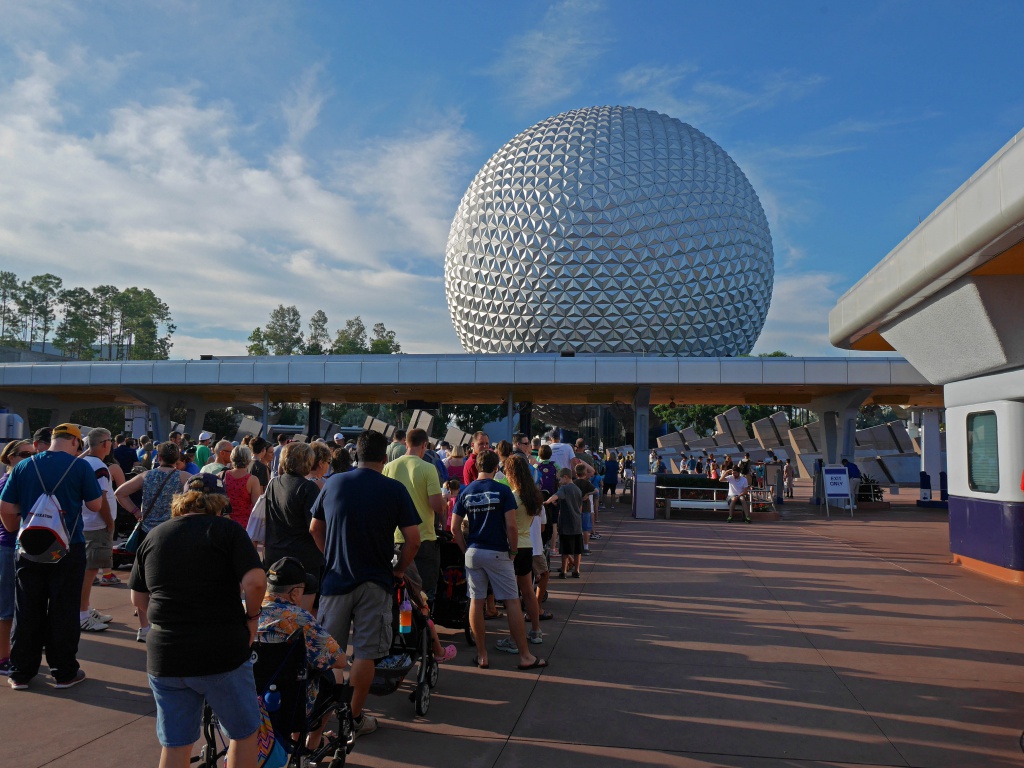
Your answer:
[123,468,177,554]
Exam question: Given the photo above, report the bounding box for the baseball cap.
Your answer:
[266,556,317,591]
[52,424,82,440]
[334,433,345,441]
[33,427,52,443]
[198,431,213,441]
[185,472,227,495]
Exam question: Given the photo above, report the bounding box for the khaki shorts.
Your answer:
[84,528,113,570]
[532,553,549,578]
[465,547,519,601]
[319,583,393,661]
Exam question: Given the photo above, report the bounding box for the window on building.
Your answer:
[967,411,999,493]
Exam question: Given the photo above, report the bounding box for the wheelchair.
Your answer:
[193,630,355,767]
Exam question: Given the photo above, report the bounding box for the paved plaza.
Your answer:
[6,485,1024,768]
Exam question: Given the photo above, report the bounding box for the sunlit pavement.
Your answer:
[7,483,1024,768]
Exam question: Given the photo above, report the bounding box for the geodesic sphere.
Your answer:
[444,105,774,355]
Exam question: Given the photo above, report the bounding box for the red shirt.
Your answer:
[463,453,479,486]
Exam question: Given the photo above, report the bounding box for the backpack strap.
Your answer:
[31,453,80,498]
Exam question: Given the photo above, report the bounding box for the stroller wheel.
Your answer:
[427,656,439,688]
[415,681,431,716]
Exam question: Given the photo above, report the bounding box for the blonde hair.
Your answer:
[172,489,230,518]
[280,442,314,476]
[310,441,332,470]
[450,443,466,459]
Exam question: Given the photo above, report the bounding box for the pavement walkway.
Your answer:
[6,490,1024,768]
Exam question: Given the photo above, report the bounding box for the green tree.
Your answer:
[653,403,723,436]
[53,287,99,359]
[246,327,270,356]
[304,309,330,355]
[25,274,62,353]
[0,271,22,344]
[114,287,175,360]
[369,322,401,354]
[91,284,121,359]
[331,316,368,354]
[263,305,304,355]
[857,404,898,429]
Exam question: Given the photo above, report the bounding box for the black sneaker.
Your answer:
[745,517,752,524]
[558,571,566,579]
[54,669,87,689]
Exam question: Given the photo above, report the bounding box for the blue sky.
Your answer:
[1,0,1022,359]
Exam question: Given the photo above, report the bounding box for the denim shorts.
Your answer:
[0,545,14,621]
[581,511,593,532]
[148,660,261,748]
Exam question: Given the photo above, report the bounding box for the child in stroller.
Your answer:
[369,558,454,716]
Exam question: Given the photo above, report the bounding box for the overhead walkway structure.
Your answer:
[0,353,940,517]
[830,126,1024,582]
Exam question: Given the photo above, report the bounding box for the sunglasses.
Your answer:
[15,451,34,459]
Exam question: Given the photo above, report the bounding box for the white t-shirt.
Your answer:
[529,512,544,552]
[81,456,114,531]
[725,474,749,498]
[548,442,575,472]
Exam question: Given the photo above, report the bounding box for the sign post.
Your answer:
[822,466,853,519]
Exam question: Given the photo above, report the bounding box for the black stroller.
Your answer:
[431,534,471,645]
[368,581,439,716]
[194,629,355,767]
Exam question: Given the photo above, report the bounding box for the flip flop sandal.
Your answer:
[472,656,489,669]
[538,611,553,621]
[517,658,548,671]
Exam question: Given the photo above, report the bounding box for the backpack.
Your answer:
[536,461,558,495]
[17,456,82,564]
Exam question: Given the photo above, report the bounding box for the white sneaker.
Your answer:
[90,607,113,623]
[527,629,543,645]
[353,713,377,738]
[137,626,150,642]
[80,614,108,632]
[496,636,519,654]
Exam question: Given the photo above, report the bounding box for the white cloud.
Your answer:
[750,271,884,357]
[489,0,607,110]
[617,64,824,126]
[0,52,470,358]
[282,64,326,146]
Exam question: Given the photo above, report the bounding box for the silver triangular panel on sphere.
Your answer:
[444,106,774,355]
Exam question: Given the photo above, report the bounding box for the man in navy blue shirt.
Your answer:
[842,458,862,508]
[451,450,547,672]
[0,423,102,690]
[311,430,420,739]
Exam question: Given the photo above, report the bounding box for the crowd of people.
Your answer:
[0,421,621,765]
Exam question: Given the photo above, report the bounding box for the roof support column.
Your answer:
[810,389,870,466]
[915,408,944,502]
[809,389,870,504]
[507,390,514,443]
[262,389,271,439]
[633,387,656,520]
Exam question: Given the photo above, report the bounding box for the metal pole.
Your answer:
[262,388,270,438]
[507,390,514,442]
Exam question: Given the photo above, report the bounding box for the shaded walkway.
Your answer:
[5,500,1024,767]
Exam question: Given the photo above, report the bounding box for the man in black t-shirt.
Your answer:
[311,430,420,739]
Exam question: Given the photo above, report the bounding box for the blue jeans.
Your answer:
[11,543,86,684]
[149,660,261,748]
